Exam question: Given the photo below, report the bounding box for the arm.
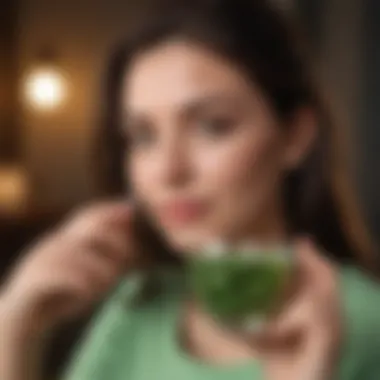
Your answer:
[0,202,135,380]
[0,303,47,380]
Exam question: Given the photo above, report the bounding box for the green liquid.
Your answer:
[188,251,292,328]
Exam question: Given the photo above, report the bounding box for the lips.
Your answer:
[158,199,208,226]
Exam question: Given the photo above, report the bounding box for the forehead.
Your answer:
[122,40,255,112]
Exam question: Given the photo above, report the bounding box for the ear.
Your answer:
[282,107,318,170]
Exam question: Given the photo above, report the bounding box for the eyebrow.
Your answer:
[184,93,245,108]
[122,92,249,128]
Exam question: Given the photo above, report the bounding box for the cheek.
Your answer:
[198,131,285,232]
[127,155,154,201]
[199,133,284,196]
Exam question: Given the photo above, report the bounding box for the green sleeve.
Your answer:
[340,267,380,380]
[354,334,380,380]
[361,317,380,380]
[361,356,380,379]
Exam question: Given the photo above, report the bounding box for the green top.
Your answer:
[63,266,380,380]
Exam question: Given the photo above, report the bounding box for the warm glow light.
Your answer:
[24,68,67,110]
[0,166,28,215]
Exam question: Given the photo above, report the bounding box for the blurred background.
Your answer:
[0,0,379,379]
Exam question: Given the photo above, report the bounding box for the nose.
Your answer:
[156,136,192,189]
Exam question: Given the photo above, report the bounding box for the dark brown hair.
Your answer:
[97,0,377,273]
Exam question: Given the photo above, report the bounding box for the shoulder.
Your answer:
[339,265,380,331]
[337,265,380,379]
[62,272,182,380]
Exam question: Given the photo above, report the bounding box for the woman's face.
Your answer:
[123,40,312,253]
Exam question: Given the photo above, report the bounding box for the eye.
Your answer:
[197,115,235,137]
[123,122,156,150]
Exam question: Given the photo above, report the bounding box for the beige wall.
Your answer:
[18,0,132,213]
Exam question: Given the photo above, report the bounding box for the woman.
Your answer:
[1,0,380,379]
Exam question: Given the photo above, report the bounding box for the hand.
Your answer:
[0,201,136,338]
[255,238,341,380]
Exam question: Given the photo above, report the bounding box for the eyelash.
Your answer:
[120,126,155,150]
[129,130,155,148]
[198,116,235,137]
[122,115,236,149]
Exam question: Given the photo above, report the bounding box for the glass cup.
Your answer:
[187,241,294,333]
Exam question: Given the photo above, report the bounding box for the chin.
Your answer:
[163,223,241,257]
[162,228,215,256]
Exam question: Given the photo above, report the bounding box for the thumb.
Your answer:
[295,237,336,296]
[296,237,327,274]
[97,199,135,224]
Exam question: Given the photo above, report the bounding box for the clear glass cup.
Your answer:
[187,241,294,332]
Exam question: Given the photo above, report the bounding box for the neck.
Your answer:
[233,201,289,246]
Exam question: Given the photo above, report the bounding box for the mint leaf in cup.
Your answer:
[187,243,293,331]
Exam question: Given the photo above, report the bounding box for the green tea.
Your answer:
[188,246,292,331]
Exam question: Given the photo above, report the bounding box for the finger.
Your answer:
[295,329,335,380]
[295,237,335,294]
[293,237,339,326]
[68,246,123,292]
[263,294,312,342]
[41,261,114,324]
[64,201,134,235]
[296,237,327,275]
[30,249,116,324]
[84,229,135,263]
[61,209,137,263]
